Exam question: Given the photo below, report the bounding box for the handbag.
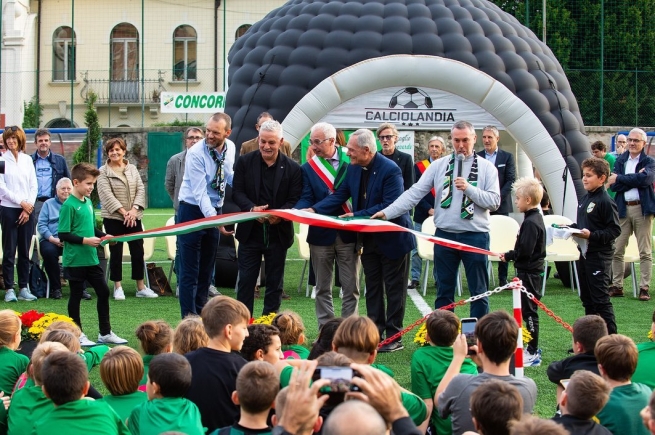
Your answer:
[147,263,173,296]
[29,261,48,299]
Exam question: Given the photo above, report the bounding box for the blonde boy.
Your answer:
[98,346,148,422]
[500,178,545,366]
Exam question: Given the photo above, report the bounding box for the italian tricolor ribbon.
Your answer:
[100,209,497,257]
[307,154,353,214]
[416,159,436,197]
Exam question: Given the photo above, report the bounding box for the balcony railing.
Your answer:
[81,70,167,104]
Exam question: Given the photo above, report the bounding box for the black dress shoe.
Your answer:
[407,280,420,289]
[82,290,93,300]
[378,341,404,353]
[51,289,62,300]
[281,291,291,300]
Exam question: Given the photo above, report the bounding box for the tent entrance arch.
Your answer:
[281,55,578,219]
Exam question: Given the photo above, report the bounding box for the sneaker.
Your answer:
[82,290,92,300]
[339,288,343,299]
[51,289,62,300]
[18,288,37,301]
[208,285,221,297]
[175,286,179,298]
[378,341,404,353]
[79,333,96,347]
[523,350,542,367]
[311,286,317,299]
[97,331,128,345]
[113,287,126,300]
[608,286,624,297]
[281,291,291,300]
[408,280,420,290]
[639,288,651,301]
[136,288,159,298]
[4,289,17,302]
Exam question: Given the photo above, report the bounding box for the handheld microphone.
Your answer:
[455,153,465,178]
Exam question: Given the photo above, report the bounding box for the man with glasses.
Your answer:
[295,122,360,327]
[608,128,655,302]
[611,134,627,158]
[377,123,414,191]
[176,113,236,317]
[240,112,292,156]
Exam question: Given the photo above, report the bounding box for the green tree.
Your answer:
[74,91,101,206]
[22,98,43,128]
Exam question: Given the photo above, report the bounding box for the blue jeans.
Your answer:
[434,229,489,319]
[177,202,220,318]
[411,221,437,283]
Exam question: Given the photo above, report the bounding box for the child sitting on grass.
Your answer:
[633,308,655,390]
[272,311,308,359]
[240,324,283,364]
[463,379,523,435]
[41,321,109,372]
[135,320,173,389]
[307,317,343,360]
[0,310,29,395]
[172,316,208,356]
[127,353,203,435]
[33,351,129,435]
[212,361,279,435]
[6,342,68,435]
[411,310,478,434]
[98,346,148,422]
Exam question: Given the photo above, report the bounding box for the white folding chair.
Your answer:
[487,215,520,287]
[623,234,640,297]
[542,215,580,295]
[164,216,177,284]
[419,218,462,297]
[295,224,311,297]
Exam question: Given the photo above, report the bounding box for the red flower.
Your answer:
[19,310,45,328]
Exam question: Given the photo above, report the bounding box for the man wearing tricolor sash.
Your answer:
[295,123,360,327]
[373,121,500,320]
[408,136,445,290]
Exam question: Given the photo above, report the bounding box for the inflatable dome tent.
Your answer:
[226,0,591,218]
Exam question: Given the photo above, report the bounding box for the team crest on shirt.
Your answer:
[587,202,595,213]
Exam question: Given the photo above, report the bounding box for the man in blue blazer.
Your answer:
[295,122,360,327]
[478,126,516,286]
[306,129,415,352]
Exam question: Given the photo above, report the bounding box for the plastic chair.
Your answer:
[295,224,311,297]
[487,215,520,287]
[542,215,580,295]
[164,216,177,284]
[418,218,462,297]
[623,234,640,297]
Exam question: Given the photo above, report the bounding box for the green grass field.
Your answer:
[17,208,655,418]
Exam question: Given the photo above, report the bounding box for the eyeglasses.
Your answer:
[310,138,331,146]
[378,135,395,141]
[186,136,203,141]
[627,138,643,143]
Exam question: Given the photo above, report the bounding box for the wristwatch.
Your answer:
[133,205,141,210]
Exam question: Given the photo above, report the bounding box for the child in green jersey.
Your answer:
[98,346,147,422]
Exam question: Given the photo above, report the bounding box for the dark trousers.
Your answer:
[177,202,220,318]
[66,265,111,335]
[576,250,617,334]
[40,240,63,292]
[434,229,490,320]
[1,206,35,290]
[360,237,408,342]
[236,235,287,317]
[103,218,145,282]
[517,270,543,354]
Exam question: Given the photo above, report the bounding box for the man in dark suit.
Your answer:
[295,122,359,327]
[478,125,516,286]
[377,123,414,191]
[305,129,415,352]
[233,120,302,316]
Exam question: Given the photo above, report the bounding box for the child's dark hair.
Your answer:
[565,370,610,420]
[540,188,550,209]
[236,361,279,414]
[426,310,460,346]
[309,318,344,360]
[272,311,305,346]
[136,320,173,356]
[148,353,192,398]
[201,296,250,339]
[42,351,88,405]
[595,334,638,382]
[470,379,523,435]
[476,310,518,364]
[70,162,100,183]
[100,346,144,396]
[572,315,608,352]
[241,324,280,361]
[581,157,610,180]
[590,141,607,152]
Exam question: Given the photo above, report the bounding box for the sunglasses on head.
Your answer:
[4,126,18,132]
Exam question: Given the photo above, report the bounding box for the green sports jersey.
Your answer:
[139,355,154,387]
[32,399,129,435]
[0,347,29,395]
[59,194,99,267]
[127,397,204,435]
[632,341,655,390]
[282,344,309,359]
[7,385,54,435]
[98,392,148,423]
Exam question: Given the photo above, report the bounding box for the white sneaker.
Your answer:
[523,350,542,367]
[113,287,126,300]
[18,288,37,301]
[310,286,317,299]
[79,333,96,347]
[4,289,17,302]
[339,288,343,299]
[208,285,221,297]
[97,331,128,345]
[136,288,159,298]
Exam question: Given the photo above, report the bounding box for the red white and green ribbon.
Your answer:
[100,209,498,257]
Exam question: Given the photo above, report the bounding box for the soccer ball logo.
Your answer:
[389,87,433,109]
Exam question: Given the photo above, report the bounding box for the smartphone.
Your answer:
[312,366,361,394]
[461,317,478,348]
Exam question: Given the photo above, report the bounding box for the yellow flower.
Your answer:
[522,327,532,345]
[27,313,76,341]
[414,323,429,346]
[649,330,653,340]
[252,313,276,325]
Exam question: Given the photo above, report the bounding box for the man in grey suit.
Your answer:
[477,125,516,286]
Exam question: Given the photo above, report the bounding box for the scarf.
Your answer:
[209,145,227,201]
[440,153,478,220]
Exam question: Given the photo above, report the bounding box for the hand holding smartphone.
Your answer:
[461,317,478,355]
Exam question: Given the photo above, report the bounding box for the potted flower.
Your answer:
[15,310,76,356]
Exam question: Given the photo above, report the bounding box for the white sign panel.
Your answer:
[160,92,226,113]
[320,87,501,130]
[395,131,415,162]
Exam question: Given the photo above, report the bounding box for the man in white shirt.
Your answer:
[608,128,655,301]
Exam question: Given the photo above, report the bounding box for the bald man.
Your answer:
[322,401,387,435]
